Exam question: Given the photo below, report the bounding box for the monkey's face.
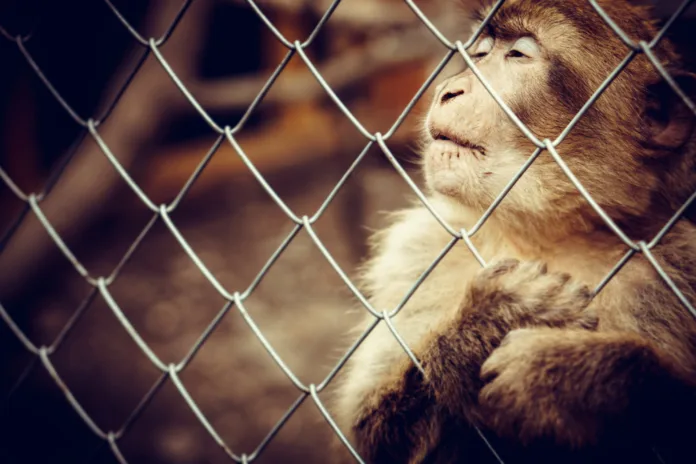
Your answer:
[422,0,599,217]
[423,31,550,213]
[422,0,695,232]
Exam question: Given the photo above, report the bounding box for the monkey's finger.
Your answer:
[480,345,518,380]
[479,363,499,383]
[481,258,520,279]
[545,284,593,315]
[478,376,515,410]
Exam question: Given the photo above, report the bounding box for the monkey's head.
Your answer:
[423,0,696,238]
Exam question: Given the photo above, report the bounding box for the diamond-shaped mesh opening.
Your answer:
[2,0,696,462]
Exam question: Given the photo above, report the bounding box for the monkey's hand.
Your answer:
[351,261,596,461]
[416,260,594,424]
[463,259,596,330]
[479,328,680,447]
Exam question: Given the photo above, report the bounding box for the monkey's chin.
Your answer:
[424,140,482,199]
[429,172,466,198]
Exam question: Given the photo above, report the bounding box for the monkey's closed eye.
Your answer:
[507,37,539,60]
[471,36,494,60]
[506,50,527,59]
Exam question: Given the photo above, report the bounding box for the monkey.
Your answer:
[330,1,696,463]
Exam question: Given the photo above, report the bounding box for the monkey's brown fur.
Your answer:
[332,1,696,463]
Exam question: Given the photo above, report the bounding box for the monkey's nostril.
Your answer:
[441,89,465,104]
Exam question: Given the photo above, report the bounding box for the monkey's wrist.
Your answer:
[419,323,500,405]
[457,304,517,339]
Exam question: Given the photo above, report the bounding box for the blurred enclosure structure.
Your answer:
[0,1,695,463]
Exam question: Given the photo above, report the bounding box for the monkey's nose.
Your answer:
[440,89,465,104]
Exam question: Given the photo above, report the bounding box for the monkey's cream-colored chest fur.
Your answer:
[334,201,511,428]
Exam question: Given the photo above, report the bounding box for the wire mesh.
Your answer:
[2,0,696,463]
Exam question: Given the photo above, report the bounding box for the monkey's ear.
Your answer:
[645,71,696,151]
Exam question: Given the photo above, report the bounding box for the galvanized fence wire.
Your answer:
[1,0,696,462]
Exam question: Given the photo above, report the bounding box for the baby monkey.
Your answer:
[332,0,696,462]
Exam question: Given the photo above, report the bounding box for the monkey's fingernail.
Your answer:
[487,258,520,276]
[579,286,594,301]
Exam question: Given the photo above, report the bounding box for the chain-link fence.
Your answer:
[2,0,696,463]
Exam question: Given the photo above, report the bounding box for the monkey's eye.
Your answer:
[507,37,539,60]
[507,50,527,58]
[470,37,494,59]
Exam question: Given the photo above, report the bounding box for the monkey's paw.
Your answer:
[466,259,596,328]
[478,328,640,448]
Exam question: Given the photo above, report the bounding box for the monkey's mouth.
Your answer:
[431,131,487,158]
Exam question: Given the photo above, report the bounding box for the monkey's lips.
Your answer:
[432,133,486,156]
[424,138,489,197]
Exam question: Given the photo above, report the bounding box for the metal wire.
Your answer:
[1,0,696,462]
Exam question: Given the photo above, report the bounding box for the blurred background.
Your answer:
[1,0,695,463]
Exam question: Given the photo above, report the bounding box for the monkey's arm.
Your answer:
[353,260,596,462]
[479,326,696,448]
